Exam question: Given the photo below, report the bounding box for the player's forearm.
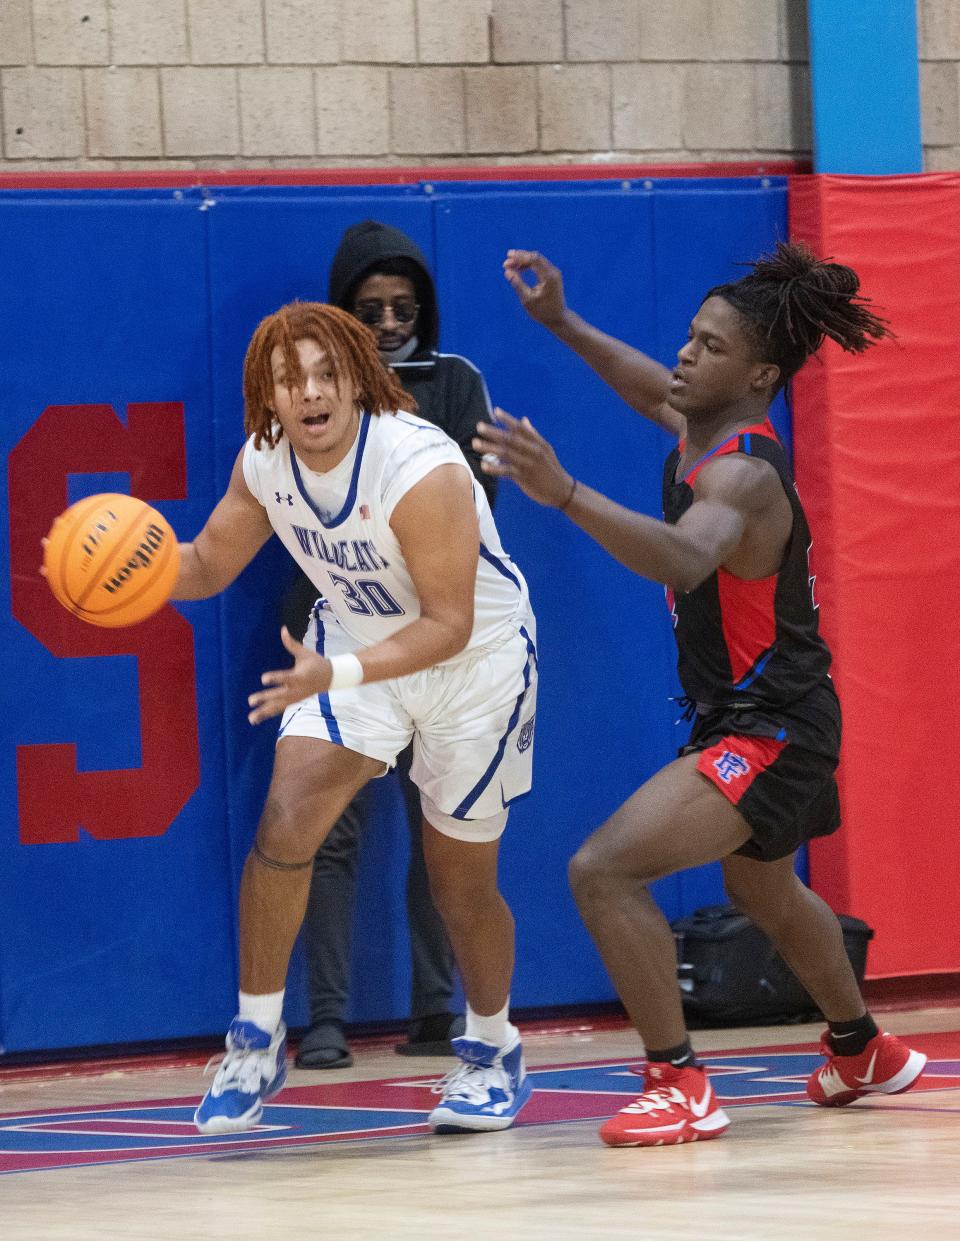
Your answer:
[248,609,476,726]
[354,613,473,684]
[563,482,717,593]
[171,543,223,600]
[551,309,674,423]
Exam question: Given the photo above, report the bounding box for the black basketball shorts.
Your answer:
[683,725,841,863]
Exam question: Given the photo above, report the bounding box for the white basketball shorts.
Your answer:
[277,603,538,842]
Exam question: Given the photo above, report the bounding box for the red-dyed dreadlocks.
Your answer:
[243,301,416,450]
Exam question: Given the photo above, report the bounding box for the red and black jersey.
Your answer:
[662,418,834,721]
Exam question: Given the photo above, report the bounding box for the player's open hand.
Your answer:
[475,408,576,510]
[247,626,331,724]
[503,250,567,328]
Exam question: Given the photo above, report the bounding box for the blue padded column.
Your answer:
[807,0,922,173]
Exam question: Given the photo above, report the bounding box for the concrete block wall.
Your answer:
[0,0,955,173]
[920,0,960,168]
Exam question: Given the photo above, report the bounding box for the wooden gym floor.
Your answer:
[2,1005,959,1241]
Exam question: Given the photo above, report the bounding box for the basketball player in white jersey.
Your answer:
[172,302,537,1135]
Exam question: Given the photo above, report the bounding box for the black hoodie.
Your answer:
[328,220,495,507]
[282,221,497,638]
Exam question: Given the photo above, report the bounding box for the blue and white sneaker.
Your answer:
[428,1030,533,1133]
[194,1018,288,1134]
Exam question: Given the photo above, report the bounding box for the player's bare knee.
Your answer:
[429,868,497,925]
[255,795,321,863]
[424,870,457,921]
[569,831,661,905]
[568,843,614,908]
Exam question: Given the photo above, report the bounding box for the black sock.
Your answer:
[645,1039,697,1070]
[827,1013,879,1057]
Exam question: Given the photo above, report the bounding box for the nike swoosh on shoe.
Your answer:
[689,1090,712,1119]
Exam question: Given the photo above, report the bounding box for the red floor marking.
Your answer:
[0,1016,629,1085]
[3,1030,959,1176]
[2,1013,957,1087]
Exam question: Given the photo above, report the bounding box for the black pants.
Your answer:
[301,741,457,1026]
[286,570,456,1026]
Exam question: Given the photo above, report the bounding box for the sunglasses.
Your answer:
[353,299,419,327]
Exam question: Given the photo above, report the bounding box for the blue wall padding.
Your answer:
[0,177,788,1051]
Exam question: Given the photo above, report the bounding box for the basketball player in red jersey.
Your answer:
[477,243,927,1147]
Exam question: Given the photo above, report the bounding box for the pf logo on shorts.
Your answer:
[713,751,751,783]
[516,716,535,753]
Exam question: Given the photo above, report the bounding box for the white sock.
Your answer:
[465,1000,514,1049]
[238,989,285,1036]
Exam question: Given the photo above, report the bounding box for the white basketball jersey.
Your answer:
[242,410,531,657]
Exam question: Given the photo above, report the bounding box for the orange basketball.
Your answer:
[43,493,180,628]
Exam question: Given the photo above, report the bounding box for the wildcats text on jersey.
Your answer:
[290,524,390,572]
[243,409,531,650]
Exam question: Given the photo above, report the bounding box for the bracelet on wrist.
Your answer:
[558,476,578,512]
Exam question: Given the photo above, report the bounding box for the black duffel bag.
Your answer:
[672,904,873,1026]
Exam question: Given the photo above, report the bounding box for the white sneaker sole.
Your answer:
[692,1107,731,1134]
[429,1108,519,1133]
[864,1049,928,1096]
[193,1066,287,1135]
[429,1079,533,1133]
[194,1100,263,1135]
[601,1108,731,1148]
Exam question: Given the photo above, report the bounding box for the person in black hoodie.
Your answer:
[289,221,496,1068]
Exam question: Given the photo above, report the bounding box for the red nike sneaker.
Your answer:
[599,1062,730,1148]
[806,1031,927,1107]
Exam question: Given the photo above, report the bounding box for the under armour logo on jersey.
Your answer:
[516,716,535,753]
[275,491,293,505]
[360,504,371,520]
[713,751,750,783]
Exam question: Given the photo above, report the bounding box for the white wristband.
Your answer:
[328,652,364,691]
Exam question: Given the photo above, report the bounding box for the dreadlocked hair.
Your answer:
[243,301,416,450]
[705,241,893,390]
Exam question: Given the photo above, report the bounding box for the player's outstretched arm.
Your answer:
[476,409,782,591]
[172,449,274,600]
[503,249,684,437]
[246,464,478,724]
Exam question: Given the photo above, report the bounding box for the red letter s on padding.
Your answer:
[9,403,200,844]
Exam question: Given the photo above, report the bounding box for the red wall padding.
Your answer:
[790,174,960,977]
